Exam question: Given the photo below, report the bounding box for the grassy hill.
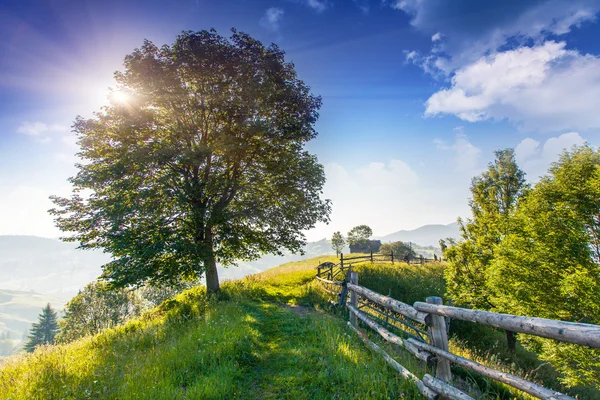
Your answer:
[2,256,595,399]
[0,256,422,400]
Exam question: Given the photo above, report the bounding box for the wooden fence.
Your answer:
[315,265,600,400]
[340,252,437,266]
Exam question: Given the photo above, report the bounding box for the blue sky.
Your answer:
[1,0,600,241]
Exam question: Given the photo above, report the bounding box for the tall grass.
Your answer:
[0,256,422,400]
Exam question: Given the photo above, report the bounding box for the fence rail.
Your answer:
[339,251,438,266]
[313,265,596,400]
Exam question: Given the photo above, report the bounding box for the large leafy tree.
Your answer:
[489,146,600,387]
[331,231,345,257]
[24,304,59,352]
[445,149,528,310]
[50,30,330,294]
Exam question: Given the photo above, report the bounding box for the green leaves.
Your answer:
[50,29,330,293]
[447,145,600,387]
[347,225,373,247]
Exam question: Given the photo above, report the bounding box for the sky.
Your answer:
[1,0,600,242]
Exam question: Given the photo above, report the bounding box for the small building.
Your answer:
[349,240,381,254]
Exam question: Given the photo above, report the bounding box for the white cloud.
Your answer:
[393,0,600,72]
[17,121,66,138]
[515,132,586,180]
[431,32,442,42]
[425,41,600,131]
[306,158,472,241]
[260,8,284,31]
[434,131,482,173]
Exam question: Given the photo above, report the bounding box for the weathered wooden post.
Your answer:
[370,249,373,263]
[317,265,321,277]
[340,252,344,270]
[350,272,358,327]
[391,250,394,264]
[426,296,452,383]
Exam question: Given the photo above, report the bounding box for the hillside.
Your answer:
[0,256,421,400]
[1,256,596,399]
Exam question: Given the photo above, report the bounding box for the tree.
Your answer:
[347,225,373,249]
[445,149,527,351]
[49,29,331,294]
[445,149,527,310]
[24,304,59,352]
[379,241,415,260]
[331,232,345,256]
[489,146,600,387]
[57,281,144,343]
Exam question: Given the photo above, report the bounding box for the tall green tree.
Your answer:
[489,146,600,387]
[56,281,143,344]
[445,149,528,310]
[50,30,330,294]
[331,231,345,257]
[23,304,59,352]
[347,225,373,249]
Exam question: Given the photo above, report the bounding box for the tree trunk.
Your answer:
[203,227,220,294]
[506,330,516,352]
[204,253,220,294]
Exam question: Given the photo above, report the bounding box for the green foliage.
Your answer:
[445,149,527,309]
[23,304,59,353]
[379,241,416,260]
[347,225,373,247]
[49,29,330,294]
[489,146,600,387]
[57,281,144,344]
[331,231,345,256]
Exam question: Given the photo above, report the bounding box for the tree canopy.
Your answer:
[50,29,331,294]
[331,231,345,256]
[347,225,373,248]
[445,149,527,310]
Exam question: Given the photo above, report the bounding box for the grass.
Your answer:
[0,255,421,400]
[2,255,598,399]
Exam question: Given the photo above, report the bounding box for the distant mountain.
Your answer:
[0,236,109,298]
[376,223,461,247]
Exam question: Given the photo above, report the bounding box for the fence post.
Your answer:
[341,252,344,270]
[350,272,358,327]
[370,250,373,263]
[317,266,321,277]
[338,268,351,307]
[426,296,452,383]
[391,250,394,264]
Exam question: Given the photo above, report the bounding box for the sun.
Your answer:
[109,90,130,104]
